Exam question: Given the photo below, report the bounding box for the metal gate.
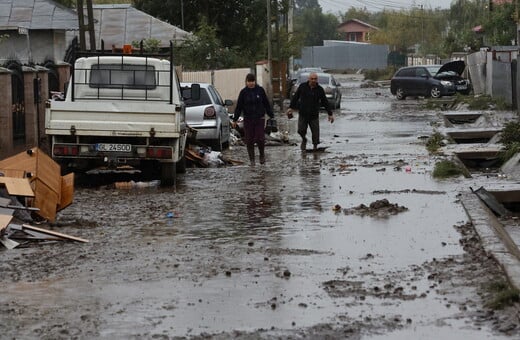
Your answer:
[7,62,25,145]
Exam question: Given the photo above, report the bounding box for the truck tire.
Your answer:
[176,155,187,174]
[160,162,176,186]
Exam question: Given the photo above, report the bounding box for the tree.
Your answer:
[341,7,371,23]
[483,1,516,46]
[294,8,340,47]
[175,18,247,70]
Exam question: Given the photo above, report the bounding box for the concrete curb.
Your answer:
[460,191,520,291]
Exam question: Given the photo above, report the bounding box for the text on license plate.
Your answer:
[96,143,132,152]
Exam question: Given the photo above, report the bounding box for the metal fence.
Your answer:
[301,42,389,70]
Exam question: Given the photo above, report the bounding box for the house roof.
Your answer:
[90,4,191,48]
[0,0,78,30]
[338,19,379,31]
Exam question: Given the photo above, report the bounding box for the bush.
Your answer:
[363,66,397,81]
[432,160,469,178]
[426,132,445,154]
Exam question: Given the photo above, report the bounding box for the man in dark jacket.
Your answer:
[287,72,334,151]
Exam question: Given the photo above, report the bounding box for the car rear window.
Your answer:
[183,88,211,107]
[89,64,156,89]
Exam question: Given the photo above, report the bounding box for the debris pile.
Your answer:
[341,199,408,218]
[0,148,86,249]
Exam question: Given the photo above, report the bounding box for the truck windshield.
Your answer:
[89,64,156,89]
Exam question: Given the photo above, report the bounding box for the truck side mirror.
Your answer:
[190,83,200,101]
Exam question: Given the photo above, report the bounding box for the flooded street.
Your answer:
[1,76,519,339]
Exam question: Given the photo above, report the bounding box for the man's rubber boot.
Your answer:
[247,145,255,166]
[259,144,265,164]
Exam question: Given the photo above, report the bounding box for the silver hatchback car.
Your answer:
[181,82,233,151]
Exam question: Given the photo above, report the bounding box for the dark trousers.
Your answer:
[298,116,320,146]
[243,118,265,147]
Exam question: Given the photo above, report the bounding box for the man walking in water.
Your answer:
[287,72,334,151]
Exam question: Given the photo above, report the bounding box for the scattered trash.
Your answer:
[166,212,175,218]
[114,180,160,190]
[342,199,408,218]
[185,146,243,167]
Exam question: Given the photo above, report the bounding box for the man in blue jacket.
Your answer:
[287,72,334,151]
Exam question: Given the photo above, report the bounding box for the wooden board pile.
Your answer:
[0,147,88,249]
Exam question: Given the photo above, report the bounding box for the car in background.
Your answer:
[287,67,324,98]
[290,72,342,109]
[181,82,233,151]
[390,61,470,100]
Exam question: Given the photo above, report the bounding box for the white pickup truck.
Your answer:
[45,50,198,185]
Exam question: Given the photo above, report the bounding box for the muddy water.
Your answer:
[0,80,518,339]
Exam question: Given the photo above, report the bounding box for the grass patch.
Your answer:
[432,160,469,178]
[498,122,520,163]
[426,132,445,154]
[483,280,520,310]
[362,66,397,81]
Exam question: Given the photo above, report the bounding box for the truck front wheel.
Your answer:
[160,162,176,186]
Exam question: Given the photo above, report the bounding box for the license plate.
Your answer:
[95,143,132,152]
[456,85,467,90]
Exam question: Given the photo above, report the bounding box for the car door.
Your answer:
[207,85,230,141]
[394,68,415,94]
[413,67,430,95]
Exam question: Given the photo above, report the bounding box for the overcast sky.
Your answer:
[319,0,454,14]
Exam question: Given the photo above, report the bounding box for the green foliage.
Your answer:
[466,95,494,110]
[362,66,397,81]
[175,18,248,70]
[131,38,161,53]
[135,0,269,64]
[426,132,445,154]
[432,160,469,178]
[483,281,520,310]
[499,121,520,147]
[483,2,516,46]
[498,142,520,164]
[294,8,340,47]
[370,7,449,56]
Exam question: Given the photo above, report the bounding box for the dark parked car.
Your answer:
[390,61,471,100]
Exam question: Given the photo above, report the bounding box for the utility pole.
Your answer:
[77,0,96,51]
[516,0,520,45]
[266,0,273,102]
[288,0,294,79]
[181,0,184,30]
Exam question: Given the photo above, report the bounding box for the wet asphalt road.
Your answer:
[0,75,519,339]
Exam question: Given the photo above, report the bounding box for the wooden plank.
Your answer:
[0,177,35,197]
[0,149,38,175]
[0,169,26,178]
[34,148,62,197]
[22,224,89,243]
[58,172,74,211]
[0,214,13,231]
[32,182,59,222]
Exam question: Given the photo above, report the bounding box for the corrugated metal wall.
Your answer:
[301,43,389,70]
